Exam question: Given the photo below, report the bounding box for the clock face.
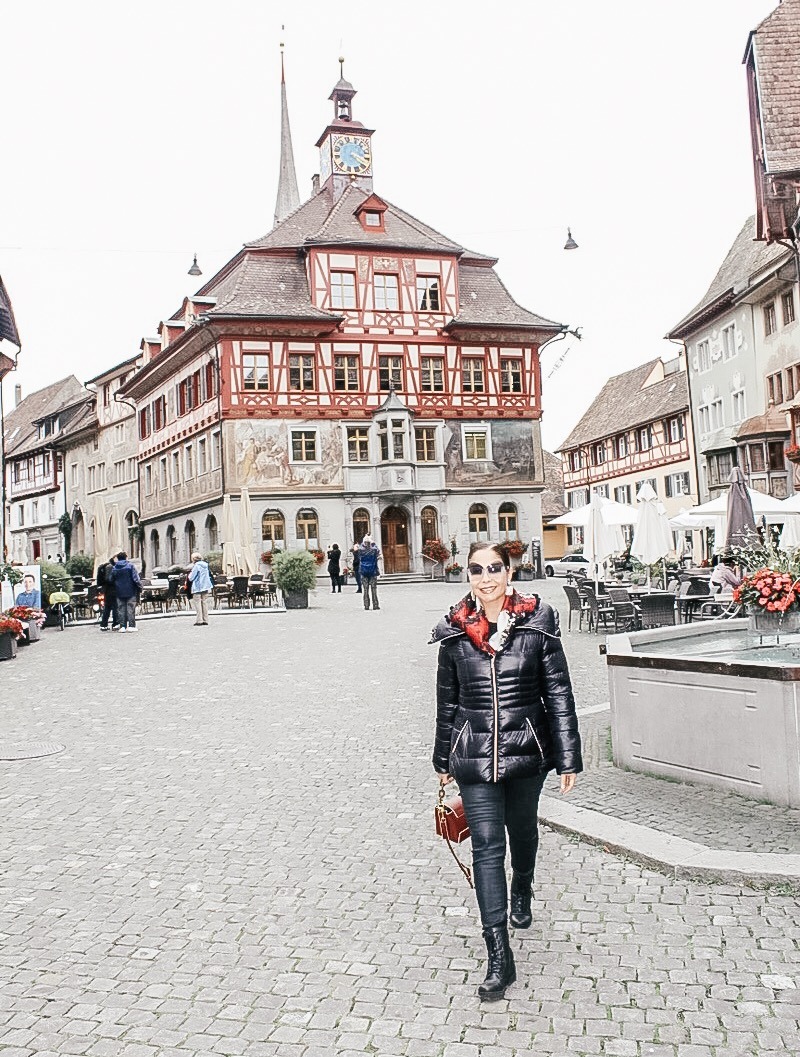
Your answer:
[332,134,372,175]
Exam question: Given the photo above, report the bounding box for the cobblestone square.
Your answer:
[1,580,798,1055]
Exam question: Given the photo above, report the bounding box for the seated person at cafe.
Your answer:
[709,555,742,594]
[15,574,41,609]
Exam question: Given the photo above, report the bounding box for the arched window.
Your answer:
[185,520,196,558]
[151,529,160,568]
[352,508,371,544]
[498,502,518,539]
[166,524,177,565]
[468,503,489,542]
[261,509,285,547]
[125,511,140,559]
[205,513,219,551]
[420,505,438,544]
[296,508,319,548]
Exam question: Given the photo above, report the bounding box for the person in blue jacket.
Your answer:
[110,551,141,632]
[188,552,213,625]
[358,535,381,611]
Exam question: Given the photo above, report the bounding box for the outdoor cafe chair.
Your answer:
[212,575,232,609]
[638,592,677,629]
[579,583,614,633]
[230,575,252,608]
[562,583,590,632]
[248,574,268,607]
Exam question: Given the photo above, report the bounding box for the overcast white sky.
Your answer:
[0,0,777,450]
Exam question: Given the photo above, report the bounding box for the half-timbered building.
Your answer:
[119,66,564,574]
[556,357,697,543]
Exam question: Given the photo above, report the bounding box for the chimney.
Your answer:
[14,384,22,407]
[311,173,320,194]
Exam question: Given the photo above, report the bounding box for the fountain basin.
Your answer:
[606,618,800,808]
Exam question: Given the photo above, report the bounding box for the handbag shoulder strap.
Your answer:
[436,788,473,889]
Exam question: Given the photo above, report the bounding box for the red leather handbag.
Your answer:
[435,785,473,888]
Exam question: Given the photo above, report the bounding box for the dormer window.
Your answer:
[37,416,59,440]
[365,212,381,227]
[354,194,388,232]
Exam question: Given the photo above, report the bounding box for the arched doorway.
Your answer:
[380,505,410,574]
[185,520,196,559]
[72,509,86,554]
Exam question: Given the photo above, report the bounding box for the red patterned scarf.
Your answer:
[448,590,538,655]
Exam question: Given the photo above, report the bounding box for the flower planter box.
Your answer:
[283,588,309,610]
[445,572,463,583]
[18,621,41,645]
[748,607,800,638]
[0,633,18,661]
[514,569,534,581]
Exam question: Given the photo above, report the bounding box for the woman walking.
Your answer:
[327,543,342,593]
[431,542,581,1001]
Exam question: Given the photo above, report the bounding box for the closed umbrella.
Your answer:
[107,505,125,559]
[725,466,758,550]
[631,482,673,589]
[239,488,258,576]
[92,496,109,577]
[583,490,625,588]
[779,513,800,550]
[221,495,240,576]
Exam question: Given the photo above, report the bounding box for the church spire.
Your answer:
[273,39,300,227]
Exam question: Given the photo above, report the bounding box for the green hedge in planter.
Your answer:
[272,549,317,593]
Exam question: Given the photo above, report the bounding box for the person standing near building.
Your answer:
[188,552,213,625]
[431,542,581,1001]
[327,543,342,593]
[358,535,381,610]
[97,555,118,631]
[110,551,141,632]
[351,543,362,593]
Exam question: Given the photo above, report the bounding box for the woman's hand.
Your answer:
[560,772,576,794]
[437,772,453,786]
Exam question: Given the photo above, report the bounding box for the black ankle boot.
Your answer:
[509,870,534,929]
[477,924,516,1001]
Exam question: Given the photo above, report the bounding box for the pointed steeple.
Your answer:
[273,40,300,227]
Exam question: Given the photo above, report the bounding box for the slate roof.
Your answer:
[450,265,561,330]
[541,450,567,519]
[667,216,787,338]
[557,360,689,450]
[749,0,800,173]
[209,255,338,321]
[245,183,493,259]
[2,375,88,458]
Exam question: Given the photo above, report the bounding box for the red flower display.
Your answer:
[733,568,800,613]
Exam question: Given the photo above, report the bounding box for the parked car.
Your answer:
[544,553,591,578]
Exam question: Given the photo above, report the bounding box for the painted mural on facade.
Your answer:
[229,421,344,488]
[443,420,536,486]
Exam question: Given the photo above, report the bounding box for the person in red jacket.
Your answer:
[431,541,582,1002]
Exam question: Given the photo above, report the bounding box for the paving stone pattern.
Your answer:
[1,579,798,1055]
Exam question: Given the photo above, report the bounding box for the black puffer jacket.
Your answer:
[431,599,582,784]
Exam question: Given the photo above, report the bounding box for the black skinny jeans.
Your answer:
[459,773,547,929]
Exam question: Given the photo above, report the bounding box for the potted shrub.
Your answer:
[444,562,463,583]
[204,551,223,575]
[0,614,24,661]
[273,549,317,609]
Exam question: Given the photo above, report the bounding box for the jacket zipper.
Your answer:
[526,717,545,759]
[490,655,499,781]
[451,720,469,755]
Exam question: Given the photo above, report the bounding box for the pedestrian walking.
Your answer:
[351,543,362,593]
[109,551,141,632]
[431,541,582,1001]
[97,555,118,631]
[327,543,342,593]
[358,535,381,610]
[188,552,213,625]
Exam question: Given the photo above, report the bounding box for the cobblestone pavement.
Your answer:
[1,580,799,1056]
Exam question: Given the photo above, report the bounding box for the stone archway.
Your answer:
[380,505,410,574]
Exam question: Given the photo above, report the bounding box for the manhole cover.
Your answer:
[0,742,66,761]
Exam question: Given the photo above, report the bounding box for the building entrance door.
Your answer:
[31,539,41,561]
[380,506,410,574]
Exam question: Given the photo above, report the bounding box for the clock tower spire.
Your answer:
[315,58,375,202]
[273,39,300,226]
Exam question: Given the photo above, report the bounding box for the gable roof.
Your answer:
[2,376,88,458]
[748,0,800,174]
[666,216,787,338]
[557,359,689,450]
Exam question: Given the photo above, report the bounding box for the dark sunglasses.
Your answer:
[467,561,506,577]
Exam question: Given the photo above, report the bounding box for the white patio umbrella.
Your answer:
[92,496,109,576]
[683,485,787,523]
[107,504,125,558]
[779,514,800,550]
[582,491,626,588]
[549,496,638,528]
[238,489,258,576]
[221,495,241,576]
[631,482,673,589]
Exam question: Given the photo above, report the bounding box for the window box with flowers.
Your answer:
[503,539,527,561]
[0,614,25,661]
[444,563,463,583]
[785,443,800,464]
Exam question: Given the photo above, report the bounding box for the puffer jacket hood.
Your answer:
[431,593,582,783]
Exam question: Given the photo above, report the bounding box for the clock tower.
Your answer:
[316,59,375,202]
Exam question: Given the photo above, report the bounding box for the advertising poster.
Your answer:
[12,565,42,609]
